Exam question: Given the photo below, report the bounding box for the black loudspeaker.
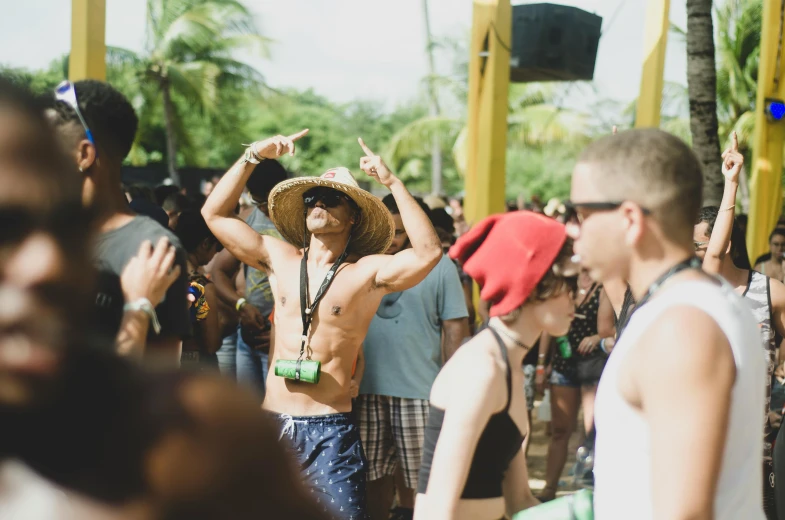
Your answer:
[509,3,602,82]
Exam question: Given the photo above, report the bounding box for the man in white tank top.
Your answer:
[566,128,766,520]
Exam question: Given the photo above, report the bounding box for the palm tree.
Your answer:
[714,0,761,147]
[686,0,723,206]
[422,0,443,195]
[123,0,270,185]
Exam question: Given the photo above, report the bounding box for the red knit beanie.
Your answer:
[449,211,567,317]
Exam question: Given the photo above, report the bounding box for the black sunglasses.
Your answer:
[302,187,350,208]
[562,200,651,224]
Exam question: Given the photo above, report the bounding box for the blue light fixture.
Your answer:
[765,98,785,121]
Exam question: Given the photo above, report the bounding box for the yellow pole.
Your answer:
[747,3,785,262]
[464,0,511,226]
[69,0,107,81]
[635,0,670,128]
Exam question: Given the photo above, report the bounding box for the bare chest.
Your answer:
[270,262,380,327]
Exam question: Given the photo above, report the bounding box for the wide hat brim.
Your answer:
[268,176,394,257]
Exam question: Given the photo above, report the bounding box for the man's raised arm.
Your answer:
[703,132,742,275]
[357,138,442,292]
[202,130,308,269]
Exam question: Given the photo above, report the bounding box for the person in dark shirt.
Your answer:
[46,79,191,366]
[175,210,223,370]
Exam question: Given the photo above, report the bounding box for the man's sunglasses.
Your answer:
[562,200,651,224]
[303,187,351,208]
[54,81,97,152]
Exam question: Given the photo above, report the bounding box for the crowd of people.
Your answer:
[1,73,785,520]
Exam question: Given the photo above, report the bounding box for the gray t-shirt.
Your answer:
[241,209,283,345]
[92,216,191,344]
[359,254,469,400]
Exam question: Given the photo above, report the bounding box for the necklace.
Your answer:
[489,323,528,349]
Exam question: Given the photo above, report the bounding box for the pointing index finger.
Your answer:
[358,137,374,156]
[731,131,738,152]
[288,129,309,141]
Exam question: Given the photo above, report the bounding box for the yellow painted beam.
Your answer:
[464,0,511,226]
[635,0,670,128]
[747,1,785,262]
[69,0,106,81]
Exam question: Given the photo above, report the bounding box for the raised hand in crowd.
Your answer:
[250,129,309,159]
[358,137,396,187]
[116,237,181,358]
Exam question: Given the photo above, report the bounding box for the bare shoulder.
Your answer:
[353,253,391,281]
[355,253,388,271]
[265,238,301,267]
[769,277,785,310]
[434,333,506,408]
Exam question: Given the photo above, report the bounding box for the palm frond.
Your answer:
[669,21,687,40]
[383,116,465,170]
[507,104,590,146]
[167,60,221,112]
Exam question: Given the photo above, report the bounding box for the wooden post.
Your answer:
[464,0,511,226]
[69,0,106,81]
[635,0,670,128]
[747,2,785,262]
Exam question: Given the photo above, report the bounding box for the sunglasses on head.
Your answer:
[54,81,97,153]
[302,187,351,208]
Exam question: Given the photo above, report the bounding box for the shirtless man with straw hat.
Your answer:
[202,130,442,520]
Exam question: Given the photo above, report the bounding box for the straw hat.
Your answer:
[268,167,394,256]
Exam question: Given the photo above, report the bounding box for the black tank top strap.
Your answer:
[487,327,513,412]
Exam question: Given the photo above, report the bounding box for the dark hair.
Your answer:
[155,185,180,206]
[770,228,785,243]
[530,239,578,301]
[382,194,431,217]
[697,206,719,236]
[578,129,703,243]
[246,159,288,200]
[429,208,455,235]
[696,206,752,270]
[48,80,138,160]
[731,218,752,270]
[175,210,217,253]
[163,192,191,214]
[125,184,156,204]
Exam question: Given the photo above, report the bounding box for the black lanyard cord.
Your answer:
[298,238,351,361]
[622,257,702,335]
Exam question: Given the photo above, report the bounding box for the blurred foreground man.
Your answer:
[0,76,328,520]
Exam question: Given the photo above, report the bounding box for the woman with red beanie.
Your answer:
[414,211,578,520]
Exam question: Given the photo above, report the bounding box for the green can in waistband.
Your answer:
[512,489,593,520]
[274,359,321,384]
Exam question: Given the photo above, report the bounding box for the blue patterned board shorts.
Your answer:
[271,412,369,520]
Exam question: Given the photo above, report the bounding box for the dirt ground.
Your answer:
[526,401,584,498]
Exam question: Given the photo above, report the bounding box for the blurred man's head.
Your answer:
[46,80,138,207]
[568,129,703,282]
[382,194,432,255]
[0,76,93,408]
[162,192,190,230]
[175,210,222,267]
[246,159,288,216]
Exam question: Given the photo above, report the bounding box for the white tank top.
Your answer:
[593,279,766,520]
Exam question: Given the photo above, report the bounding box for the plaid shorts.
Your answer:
[355,394,429,489]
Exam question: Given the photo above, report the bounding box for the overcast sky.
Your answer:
[0,0,689,111]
